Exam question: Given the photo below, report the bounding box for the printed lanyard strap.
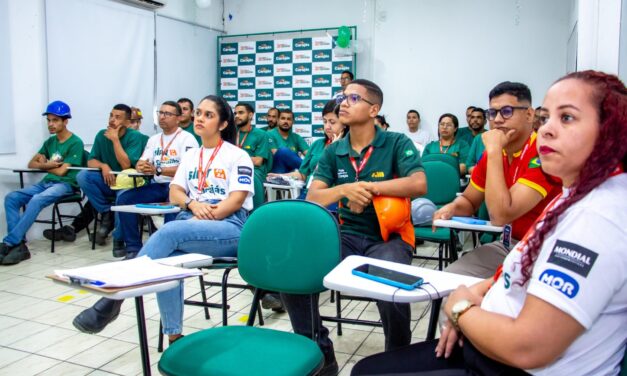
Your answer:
[197,139,223,194]
[349,146,374,181]
[237,131,248,148]
[159,130,181,166]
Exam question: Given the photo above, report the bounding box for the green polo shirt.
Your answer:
[466,135,486,170]
[180,123,201,144]
[298,138,327,179]
[260,125,276,132]
[89,128,147,171]
[238,128,272,175]
[267,128,310,154]
[38,133,85,187]
[422,139,470,164]
[456,127,485,147]
[314,127,424,240]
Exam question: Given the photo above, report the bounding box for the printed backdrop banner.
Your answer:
[219,30,355,139]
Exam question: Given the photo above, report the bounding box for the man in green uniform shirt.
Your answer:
[177,97,201,144]
[259,107,279,131]
[457,105,487,146]
[1,101,84,265]
[77,104,147,245]
[281,79,427,375]
[464,107,489,174]
[267,109,309,173]
[233,103,271,209]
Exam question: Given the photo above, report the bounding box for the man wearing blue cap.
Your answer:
[1,101,84,265]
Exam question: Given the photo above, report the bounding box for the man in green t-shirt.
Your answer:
[177,97,201,144]
[457,106,487,146]
[267,109,309,173]
[259,107,279,131]
[1,101,84,265]
[281,80,427,374]
[234,103,272,209]
[77,104,147,245]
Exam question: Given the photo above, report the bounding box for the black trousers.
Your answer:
[351,339,530,376]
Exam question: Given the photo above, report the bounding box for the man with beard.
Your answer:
[267,109,309,173]
[464,107,489,173]
[1,101,84,265]
[234,103,271,209]
[177,97,201,144]
[457,105,487,146]
[260,107,279,131]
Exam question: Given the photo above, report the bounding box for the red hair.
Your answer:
[519,70,627,285]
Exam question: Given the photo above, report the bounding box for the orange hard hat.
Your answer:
[372,196,415,248]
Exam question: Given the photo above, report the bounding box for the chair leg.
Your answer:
[50,203,60,253]
[336,291,343,336]
[157,321,164,353]
[438,243,444,271]
[246,288,263,326]
[198,275,210,320]
[91,210,98,250]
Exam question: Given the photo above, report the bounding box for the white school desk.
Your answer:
[264,182,304,201]
[323,255,481,340]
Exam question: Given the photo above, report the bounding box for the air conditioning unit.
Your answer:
[115,0,167,10]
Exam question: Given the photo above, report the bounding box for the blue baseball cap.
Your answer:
[42,100,72,118]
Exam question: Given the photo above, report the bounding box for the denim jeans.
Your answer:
[270,147,302,173]
[3,181,74,246]
[115,182,176,252]
[281,233,414,354]
[76,170,117,213]
[137,208,248,335]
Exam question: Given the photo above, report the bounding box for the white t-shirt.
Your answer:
[170,141,255,211]
[407,128,433,153]
[141,129,198,184]
[482,173,627,376]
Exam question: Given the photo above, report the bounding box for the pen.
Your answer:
[68,276,106,286]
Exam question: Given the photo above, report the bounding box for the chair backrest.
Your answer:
[238,200,341,295]
[421,153,460,177]
[422,161,460,206]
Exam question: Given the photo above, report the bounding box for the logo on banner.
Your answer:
[221,67,237,77]
[238,91,255,100]
[255,113,268,125]
[313,50,332,62]
[313,37,332,49]
[256,101,273,112]
[221,56,237,66]
[275,64,293,76]
[274,89,292,99]
[333,62,352,74]
[256,78,274,88]
[274,40,292,51]
[275,77,293,88]
[313,63,332,73]
[256,53,274,64]
[256,89,274,100]
[221,91,237,101]
[256,65,273,76]
[312,124,324,137]
[238,78,255,89]
[294,77,312,87]
[274,101,292,111]
[221,43,237,54]
[293,89,312,100]
[293,38,312,50]
[313,100,327,111]
[274,52,293,64]
[221,79,237,89]
[313,75,332,87]
[256,41,274,53]
[293,63,312,75]
[238,67,255,76]
[239,54,255,65]
[293,51,312,63]
[313,88,333,99]
[294,101,312,112]
[312,113,323,124]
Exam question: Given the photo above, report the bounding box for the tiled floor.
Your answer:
[0,229,447,375]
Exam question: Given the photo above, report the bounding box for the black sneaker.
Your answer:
[43,229,63,241]
[0,243,10,263]
[73,298,123,334]
[112,240,127,258]
[318,345,339,376]
[261,294,284,311]
[2,243,31,265]
[61,225,77,242]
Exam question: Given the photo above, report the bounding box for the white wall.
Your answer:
[0,0,223,239]
[577,0,622,73]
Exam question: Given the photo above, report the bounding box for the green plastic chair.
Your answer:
[414,161,461,270]
[421,153,461,177]
[158,200,342,376]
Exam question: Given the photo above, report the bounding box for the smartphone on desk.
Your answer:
[352,264,424,290]
[135,203,176,209]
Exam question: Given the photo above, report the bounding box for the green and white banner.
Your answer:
[219,30,355,138]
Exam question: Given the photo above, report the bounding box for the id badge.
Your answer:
[502,224,512,249]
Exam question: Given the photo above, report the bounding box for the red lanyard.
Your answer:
[439,139,453,154]
[237,131,248,148]
[349,146,374,181]
[197,139,223,194]
[159,130,181,165]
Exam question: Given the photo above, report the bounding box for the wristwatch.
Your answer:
[155,166,162,176]
[451,299,475,330]
[183,197,194,210]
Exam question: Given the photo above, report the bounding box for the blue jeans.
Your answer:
[76,170,117,213]
[137,208,248,335]
[270,147,302,173]
[115,182,176,252]
[281,233,413,354]
[3,181,74,246]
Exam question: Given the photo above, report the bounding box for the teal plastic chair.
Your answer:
[158,200,342,376]
[421,153,461,177]
[620,347,627,376]
[414,161,461,270]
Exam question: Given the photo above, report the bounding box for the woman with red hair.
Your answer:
[351,70,627,375]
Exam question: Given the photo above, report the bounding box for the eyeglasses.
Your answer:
[486,106,528,120]
[438,123,455,128]
[156,110,178,118]
[335,93,375,107]
[194,109,216,120]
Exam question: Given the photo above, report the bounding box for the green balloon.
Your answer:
[337,26,351,48]
[337,35,350,48]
